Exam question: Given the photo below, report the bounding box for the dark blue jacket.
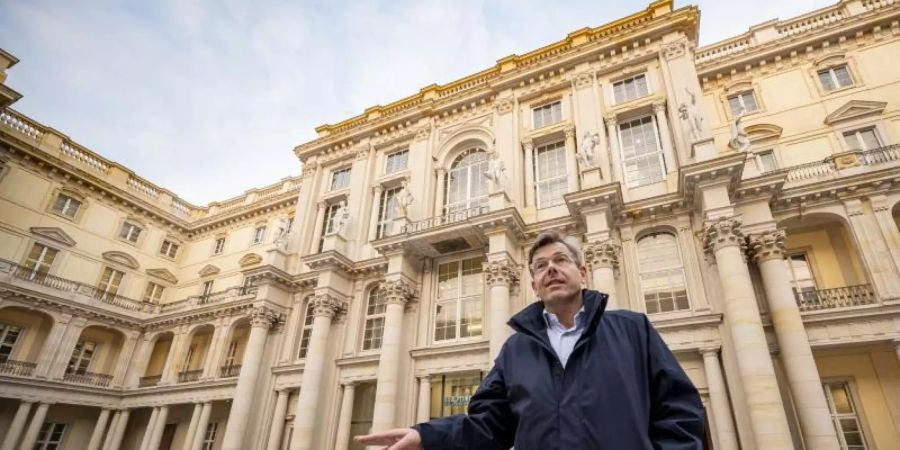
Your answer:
[416,290,704,449]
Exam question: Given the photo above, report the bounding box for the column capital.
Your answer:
[521,138,534,150]
[573,71,594,88]
[381,279,417,306]
[564,126,576,140]
[250,306,277,329]
[661,37,691,60]
[604,113,618,127]
[748,230,787,263]
[484,260,520,287]
[494,97,514,115]
[699,345,721,357]
[311,293,345,318]
[652,101,667,114]
[583,241,620,271]
[702,216,747,258]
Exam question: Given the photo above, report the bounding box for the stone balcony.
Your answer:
[63,370,114,387]
[773,144,900,188]
[177,369,203,383]
[794,284,878,312]
[0,359,36,377]
[220,364,242,378]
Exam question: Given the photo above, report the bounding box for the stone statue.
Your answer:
[678,87,704,142]
[397,178,414,218]
[728,107,751,153]
[273,217,293,251]
[332,200,349,234]
[577,131,600,168]
[484,149,506,192]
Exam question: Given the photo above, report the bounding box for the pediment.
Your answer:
[102,251,139,269]
[146,268,178,284]
[238,253,263,267]
[198,264,220,277]
[824,100,886,125]
[745,124,783,143]
[30,227,77,247]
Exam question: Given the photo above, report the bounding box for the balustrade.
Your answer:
[64,370,113,387]
[794,284,877,311]
[139,374,162,387]
[220,364,242,378]
[0,360,36,377]
[177,369,203,383]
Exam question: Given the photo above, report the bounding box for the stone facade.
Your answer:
[2,1,900,449]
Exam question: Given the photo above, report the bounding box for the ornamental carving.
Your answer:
[574,72,593,88]
[381,279,417,305]
[311,293,345,318]
[564,126,576,140]
[583,241,620,271]
[414,125,432,141]
[702,217,747,257]
[249,306,277,328]
[301,161,318,178]
[748,230,786,263]
[661,38,690,60]
[484,260,519,287]
[494,97,514,115]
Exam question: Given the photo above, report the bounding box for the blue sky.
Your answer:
[0,0,832,205]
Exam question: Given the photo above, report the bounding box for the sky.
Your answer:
[0,0,834,205]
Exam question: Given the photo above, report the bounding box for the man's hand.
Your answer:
[354,428,422,450]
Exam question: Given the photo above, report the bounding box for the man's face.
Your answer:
[530,242,587,304]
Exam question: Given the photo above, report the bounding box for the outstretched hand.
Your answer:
[354,428,422,450]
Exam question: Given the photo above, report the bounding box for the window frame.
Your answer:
[117,220,143,245]
[22,242,60,281]
[818,64,854,92]
[159,239,180,259]
[251,225,267,245]
[66,340,97,375]
[384,149,409,175]
[330,167,352,191]
[34,422,67,450]
[212,236,227,255]
[533,140,568,209]
[297,299,315,359]
[376,186,401,239]
[433,257,484,343]
[202,422,219,450]
[97,266,125,301]
[823,380,870,450]
[361,286,387,351]
[0,322,23,364]
[612,73,651,104]
[841,127,883,152]
[443,149,490,216]
[636,232,691,315]
[200,280,215,301]
[617,115,667,188]
[755,149,779,173]
[142,281,165,303]
[531,100,563,129]
[49,191,83,220]
[726,90,759,116]
[786,251,819,305]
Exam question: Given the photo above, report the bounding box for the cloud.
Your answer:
[0,0,833,204]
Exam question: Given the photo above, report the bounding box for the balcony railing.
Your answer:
[0,360,36,377]
[220,364,242,378]
[64,370,113,387]
[399,205,490,234]
[139,374,162,387]
[177,369,203,383]
[780,144,900,183]
[794,284,877,312]
[159,285,258,313]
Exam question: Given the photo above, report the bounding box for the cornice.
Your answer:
[0,285,144,328]
[678,152,747,208]
[409,339,489,360]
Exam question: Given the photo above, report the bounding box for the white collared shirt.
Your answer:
[542,306,586,368]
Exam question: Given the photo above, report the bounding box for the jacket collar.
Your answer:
[508,289,609,339]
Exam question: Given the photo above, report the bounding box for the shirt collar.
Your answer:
[542,306,586,331]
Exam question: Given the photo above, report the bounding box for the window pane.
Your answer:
[818,70,836,91]
[758,151,777,172]
[438,261,459,299]
[834,66,853,87]
[728,96,743,116]
[434,302,458,341]
[859,129,880,150]
[829,383,853,414]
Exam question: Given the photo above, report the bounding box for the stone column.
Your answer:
[309,202,327,254]
[434,168,447,217]
[604,115,621,183]
[870,195,900,276]
[266,389,291,450]
[750,230,842,449]
[563,127,580,193]
[845,198,900,298]
[112,332,139,386]
[147,406,169,450]
[87,408,112,450]
[523,140,535,208]
[700,347,739,450]
[139,407,160,450]
[0,400,31,450]
[333,384,355,450]
[652,101,677,175]
[48,316,87,379]
[190,402,213,450]
[290,294,344,450]
[368,185,384,241]
[106,409,130,450]
[125,335,153,387]
[371,279,416,433]
[34,313,72,377]
[221,307,276,450]
[183,404,203,450]
[101,411,119,450]
[417,377,431,423]
[18,402,50,450]
[202,319,227,379]
[583,241,620,309]
[161,329,188,384]
[702,217,793,449]
[484,261,518,361]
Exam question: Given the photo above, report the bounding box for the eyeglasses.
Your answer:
[530,253,576,274]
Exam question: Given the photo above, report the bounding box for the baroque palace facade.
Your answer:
[2,0,900,449]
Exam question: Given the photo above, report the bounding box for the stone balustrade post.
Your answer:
[371,279,416,433]
[583,241,620,309]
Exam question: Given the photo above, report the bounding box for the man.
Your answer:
[356,229,704,449]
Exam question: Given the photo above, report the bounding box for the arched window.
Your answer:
[444,148,489,215]
[362,287,387,351]
[297,298,315,358]
[637,232,689,314]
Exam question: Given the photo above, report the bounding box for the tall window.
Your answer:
[0,323,22,363]
[434,258,483,342]
[160,239,179,258]
[376,187,401,238]
[97,267,125,300]
[757,150,778,172]
[252,225,266,245]
[445,149,489,216]
[385,149,409,174]
[34,423,67,450]
[183,345,196,370]
[213,237,226,255]
[202,422,219,450]
[787,253,818,305]
[142,282,165,303]
[201,280,215,301]
[118,221,142,243]
[318,203,342,252]
[843,128,882,151]
[618,116,665,187]
[534,140,567,208]
[222,340,239,368]
[23,243,58,281]
[613,73,650,104]
[66,340,97,375]
[532,101,562,129]
[362,288,387,351]
[637,233,689,314]
[727,91,759,115]
[818,65,854,91]
[297,300,315,358]
[331,167,352,190]
[824,381,868,450]
[51,193,82,218]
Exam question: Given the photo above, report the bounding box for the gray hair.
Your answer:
[527,229,583,273]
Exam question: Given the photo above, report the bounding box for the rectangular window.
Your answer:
[727,91,759,115]
[376,187,401,238]
[0,323,22,363]
[434,258,483,342]
[252,226,266,245]
[362,289,387,351]
[823,381,869,450]
[97,267,125,300]
[613,73,650,104]
[35,422,67,450]
[201,280,215,300]
[618,115,665,187]
[66,340,96,375]
[532,101,562,129]
[160,240,179,258]
[534,140,568,208]
[757,150,778,172]
[51,193,82,218]
[213,237,226,255]
[330,168,352,190]
[842,128,882,151]
[429,373,484,419]
[318,203,342,252]
[118,222,143,243]
[142,282,165,303]
[787,253,819,307]
[385,149,409,174]
[23,243,59,281]
[223,340,239,368]
[202,422,219,450]
[298,302,315,358]
[638,233,690,314]
[818,65,854,91]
